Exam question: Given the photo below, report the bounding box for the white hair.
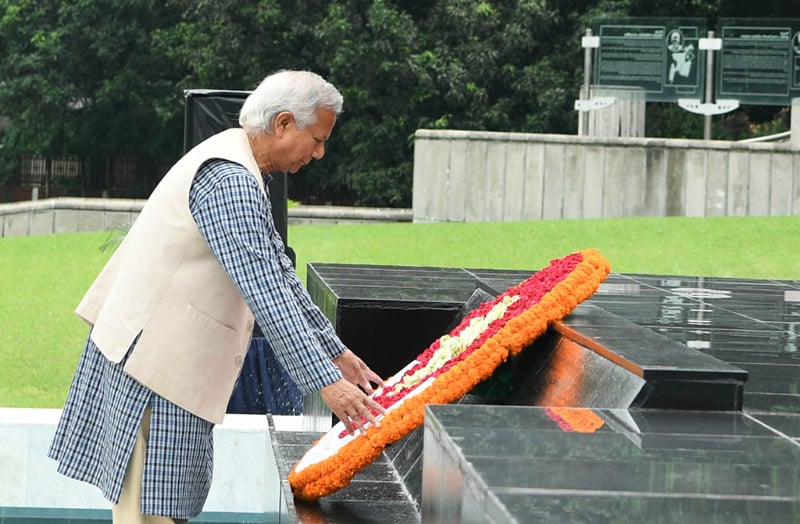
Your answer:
[238,70,343,136]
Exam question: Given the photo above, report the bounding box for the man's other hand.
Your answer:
[320,379,385,435]
[333,349,384,394]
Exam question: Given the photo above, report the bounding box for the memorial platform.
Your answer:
[271,264,799,523]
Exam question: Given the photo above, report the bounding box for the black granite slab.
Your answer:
[308,263,751,412]
[559,305,747,380]
[748,413,800,439]
[497,327,647,408]
[380,425,425,506]
[269,416,421,524]
[557,304,748,410]
[585,272,800,415]
[422,404,800,524]
[307,264,471,379]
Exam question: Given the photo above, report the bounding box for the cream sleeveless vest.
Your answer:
[76,128,263,423]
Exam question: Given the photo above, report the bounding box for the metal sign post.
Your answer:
[678,31,739,138]
[703,32,716,139]
[575,28,614,135]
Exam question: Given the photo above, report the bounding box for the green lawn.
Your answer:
[1,215,798,408]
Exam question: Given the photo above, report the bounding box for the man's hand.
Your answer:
[320,379,384,435]
[333,349,384,394]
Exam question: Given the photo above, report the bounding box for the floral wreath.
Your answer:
[289,248,611,500]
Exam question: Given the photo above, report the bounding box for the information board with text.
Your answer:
[717,18,800,105]
[593,18,706,102]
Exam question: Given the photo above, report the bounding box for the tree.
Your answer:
[302,0,420,206]
[0,0,190,195]
[0,1,188,159]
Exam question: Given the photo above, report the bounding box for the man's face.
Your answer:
[273,109,337,174]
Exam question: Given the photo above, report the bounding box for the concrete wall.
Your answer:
[0,198,412,237]
[0,197,144,237]
[0,408,304,518]
[412,130,800,223]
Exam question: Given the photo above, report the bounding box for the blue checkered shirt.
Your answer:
[49,159,345,518]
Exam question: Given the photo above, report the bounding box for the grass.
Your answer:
[0,232,114,408]
[1,215,798,409]
[290,216,799,283]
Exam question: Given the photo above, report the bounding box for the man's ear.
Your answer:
[274,111,294,137]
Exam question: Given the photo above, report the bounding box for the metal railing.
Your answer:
[737,130,791,144]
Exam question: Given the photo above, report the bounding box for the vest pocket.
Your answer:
[125,301,248,422]
[184,303,238,334]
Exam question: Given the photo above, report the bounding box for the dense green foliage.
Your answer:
[0,0,794,205]
[1,215,798,407]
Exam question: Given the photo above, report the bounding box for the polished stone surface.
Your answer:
[497,328,647,408]
[270,419,421,524]
[588,273,800,418]
[281,264,800,522]
[423,405,800,523]
[307,264,471,379]
[307,264,797,413]
[557,304,747,410]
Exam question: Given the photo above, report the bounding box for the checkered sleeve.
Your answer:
[281,259,348,360]
[189,159,343,394]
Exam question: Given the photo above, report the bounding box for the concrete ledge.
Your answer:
[288,205,412,225]
[0,197,146,214]
[0,198,144,237]
[0,198,412,237]
[415,128,796,152]
[0,407,283,516]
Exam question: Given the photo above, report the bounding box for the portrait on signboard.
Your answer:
[666,29,696,85]
[794,31,800,86]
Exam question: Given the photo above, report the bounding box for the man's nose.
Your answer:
[313,142,325,160]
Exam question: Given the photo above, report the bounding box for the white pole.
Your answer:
[579,28,593,136]
[704,30,715,140]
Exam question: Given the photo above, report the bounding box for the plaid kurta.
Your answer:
[49,159,345,518]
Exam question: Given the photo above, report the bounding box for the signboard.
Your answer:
[717,19,800,105]
[593,18,706,102]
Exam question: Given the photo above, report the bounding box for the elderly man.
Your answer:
[49,70,384,523]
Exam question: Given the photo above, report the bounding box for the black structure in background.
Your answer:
[183,89,293,265]
[183,89,302,415]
